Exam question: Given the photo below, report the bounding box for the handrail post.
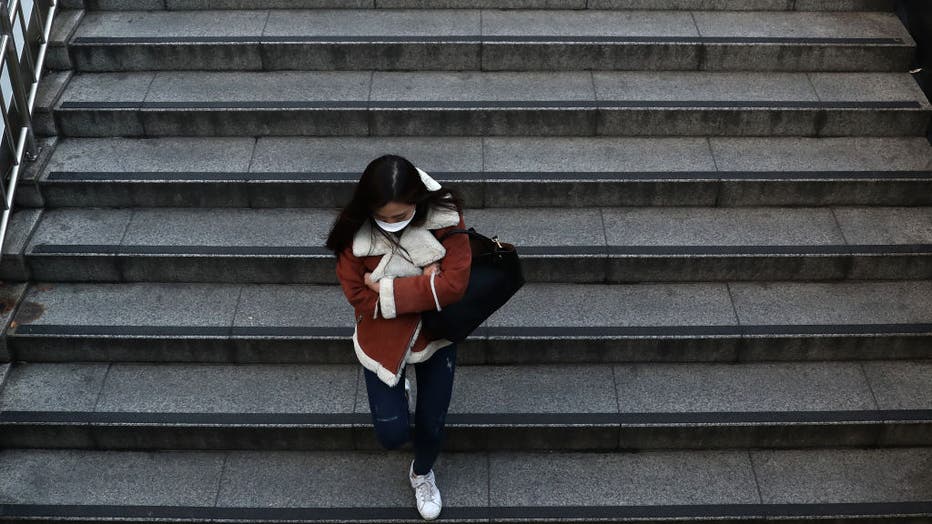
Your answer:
[0,0,57,260]
[0,0,39,162]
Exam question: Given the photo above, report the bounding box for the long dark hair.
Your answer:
[325,154,465,260]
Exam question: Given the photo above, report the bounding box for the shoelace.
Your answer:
[413,476,436,503]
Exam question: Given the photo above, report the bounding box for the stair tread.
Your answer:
[84,0,899,12]
[71,9,912,43]
[0,447,929,512]
[8,281,932,334]
[39,136,932,177]
[56,71,930,107]
[1,360,928,416]
[21,206,932,253]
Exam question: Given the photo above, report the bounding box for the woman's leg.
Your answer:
[362,366,412,450]
[411,341,458,475]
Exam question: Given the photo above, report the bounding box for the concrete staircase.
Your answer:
[1,0,931,521]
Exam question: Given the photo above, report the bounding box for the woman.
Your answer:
[325,154,471,520]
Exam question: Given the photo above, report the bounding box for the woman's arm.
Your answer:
[378,212,472,319]
[335,246,381,320]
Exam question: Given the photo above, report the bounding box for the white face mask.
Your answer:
[373,207,415,233]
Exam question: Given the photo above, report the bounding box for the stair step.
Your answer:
[36,136,932,207]
[0,447,929,522]
[81,0,898,12]
[11,205,932,283]
[5,280,932,363]
[0,360,928,449]
[52,71,931,137]
[68,10,914,72]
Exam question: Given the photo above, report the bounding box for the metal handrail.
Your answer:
[0,0,57,263]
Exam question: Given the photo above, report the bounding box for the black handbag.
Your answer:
[421,227,525,342]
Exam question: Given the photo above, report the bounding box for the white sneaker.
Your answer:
[404,377,415,413]
[408,459,442,520]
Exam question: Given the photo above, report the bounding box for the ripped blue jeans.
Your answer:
[362,341,457,476]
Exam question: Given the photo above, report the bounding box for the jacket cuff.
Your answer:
[379,277,397,319]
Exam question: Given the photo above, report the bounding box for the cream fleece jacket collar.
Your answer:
[352,202,461,283]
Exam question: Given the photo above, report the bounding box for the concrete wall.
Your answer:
[897,0,932,139]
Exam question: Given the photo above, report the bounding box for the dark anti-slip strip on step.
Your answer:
[604,244,932,254]
[59,100,923,110]
[229,327,350,337]
[2,501,930,521]
[71,35,907,45]
[9,325,354,337]
[60,102,140,109]
[0,411,368,424]
[11,323,932,337]
[2,410,930,425]
[45,170,932,182]
[46,171,485,181]
[30,244,335,255]
[28,243,932,256]
[478,324,932,337]
[493,503,932,520]
[485,170,932,180]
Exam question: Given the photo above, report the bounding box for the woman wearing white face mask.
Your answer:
[325,154,472,521]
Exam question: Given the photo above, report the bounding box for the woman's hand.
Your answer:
[364,263,440,293]
[364,272,380,293]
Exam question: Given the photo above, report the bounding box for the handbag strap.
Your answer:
[435,227,473,243]
[437,228,509,251]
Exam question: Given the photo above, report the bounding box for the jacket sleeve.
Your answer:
[378,211,471,319]
[335,245,381,321]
